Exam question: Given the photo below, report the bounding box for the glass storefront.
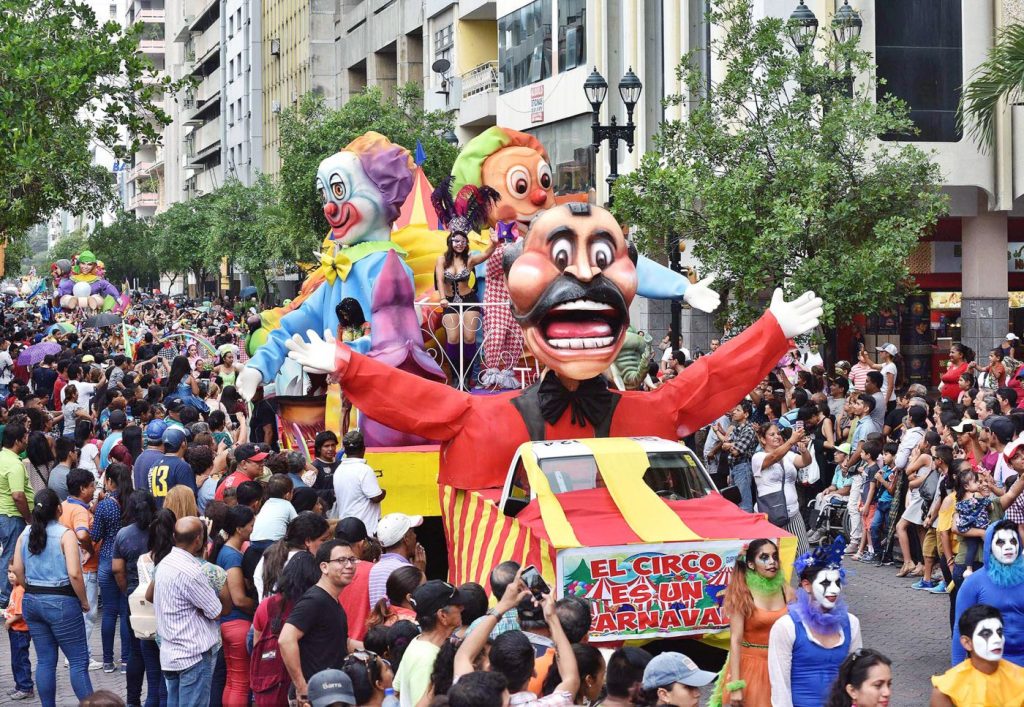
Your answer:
[525,115,595,195]
[498,0,552,94]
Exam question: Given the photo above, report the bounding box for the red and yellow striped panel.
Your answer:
[441,485,555,590]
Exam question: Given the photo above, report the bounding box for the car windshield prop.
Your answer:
[538,456,603,494]
[503,458,532,517]
[643,452,714,500]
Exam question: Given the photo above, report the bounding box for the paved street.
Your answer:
[0,559,951,706]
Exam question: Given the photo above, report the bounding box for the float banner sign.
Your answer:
[557,540,743,642]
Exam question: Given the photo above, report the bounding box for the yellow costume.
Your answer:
[931,659,1024,706]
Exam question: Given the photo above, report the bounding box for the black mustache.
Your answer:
[512,274,628,327]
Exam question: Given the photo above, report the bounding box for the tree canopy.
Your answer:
[278,84,459,258]
[0,0,178,246]
[611,0,947,329]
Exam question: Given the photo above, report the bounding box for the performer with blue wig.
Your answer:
[768,536,863,707]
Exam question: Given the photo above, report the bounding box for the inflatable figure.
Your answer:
[56,251,121,311]
[286,202,823,491]
[449,126,721,380]
[237,132,416,399]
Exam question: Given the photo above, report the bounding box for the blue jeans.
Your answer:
[0,514,26,605]
[731,462,754,512]
[22,593,93,707]
[9,628,32,692]
[136,638,167,707]
[870,501,891,556]
[165,646,218,707]
[98,561,130,663]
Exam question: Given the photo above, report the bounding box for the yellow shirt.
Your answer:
[931,659,1024,706]
[937,498,960,555]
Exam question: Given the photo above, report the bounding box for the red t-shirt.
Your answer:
[940,362,968,401]
[339,560,372,641]
[5,585,27,632]
[215,471,252,501]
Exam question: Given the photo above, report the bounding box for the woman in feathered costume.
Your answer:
[430,177,499,388]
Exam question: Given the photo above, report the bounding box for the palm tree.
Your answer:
[959,24,1024,152]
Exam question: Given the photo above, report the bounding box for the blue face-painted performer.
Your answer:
[952,520,1024,667]
[237,132,416,399]
[767,537,863,707]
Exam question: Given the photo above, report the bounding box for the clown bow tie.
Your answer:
[537,374,614,428]
[320,250,353,283]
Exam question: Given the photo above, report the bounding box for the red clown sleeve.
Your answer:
[652,312,790,436]
[340,349,472,442]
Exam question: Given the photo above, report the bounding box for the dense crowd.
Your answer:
[0,290,1022,707]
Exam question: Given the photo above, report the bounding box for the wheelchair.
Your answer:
[810,496,850,546]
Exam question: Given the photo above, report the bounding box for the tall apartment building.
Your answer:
[124,0,166,219]
[180,0,224,198]
[261,0,338,176]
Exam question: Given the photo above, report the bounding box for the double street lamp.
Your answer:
[787,0,863,100]
[583,67,643,206]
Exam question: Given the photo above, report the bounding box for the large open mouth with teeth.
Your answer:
[538,298,626,352]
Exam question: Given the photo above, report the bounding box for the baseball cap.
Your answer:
[81,354,95,363]
[1005,437,1024,463]
[161,427,188,453]
[336,517,369,544]
[1008,333,1020,341]
[108,410,128,430]
[835,443,852,456]
[234,443,269,464]
[641,652,717,690]
[951,420,976,434]
[985,416,1016,444]
[376,512,423,548]
[875,343,898,356]
[834,360,851,372]
[145,419,168,442]
[410,580,468,619]
[306,669,355,707]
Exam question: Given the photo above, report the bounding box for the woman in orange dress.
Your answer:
[713,538,794,707]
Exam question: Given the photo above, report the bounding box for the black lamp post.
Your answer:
[584,66,643,206]
[442,129,459,146]
[788,0,862,100]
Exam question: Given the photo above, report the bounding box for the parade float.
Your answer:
[53,251,124,313]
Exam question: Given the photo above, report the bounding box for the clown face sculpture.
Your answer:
[504,203,637,381]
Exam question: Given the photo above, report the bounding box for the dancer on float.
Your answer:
[952,519,1024,667]
[768,537,862,707]
[285,202,823,493]
[933,604,1024,706]
[711,538,794,707]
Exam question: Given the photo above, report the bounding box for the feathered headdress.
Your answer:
[794,535,847,582]
[431,176,499,236]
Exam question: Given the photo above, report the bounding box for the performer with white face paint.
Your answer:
[767,537,862,707]
[953,520,1024,667]
[932,604,1024,706]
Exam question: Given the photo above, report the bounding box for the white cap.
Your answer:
[875,343,898,356]
[376,513,424,548]
[1007,333,1019,341]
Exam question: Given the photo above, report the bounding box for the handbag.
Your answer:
[758,489,790,528]
[918,469,939,512]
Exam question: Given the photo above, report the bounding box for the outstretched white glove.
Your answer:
[236,367,264,401]
[769,289,823,339]
[682,275,721,313]
[286,329,342,376]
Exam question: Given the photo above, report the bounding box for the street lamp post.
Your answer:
[788,0,863,101]
[584,67,643,206]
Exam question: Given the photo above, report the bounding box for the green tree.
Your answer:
[153,199,219,293]
[89,212,161,288]
[959,23,1024,151]
[612,0,947,329]
[0,0,179,247]
[278,84,459,258]
[209,175,290,300]
[47,230,91,264]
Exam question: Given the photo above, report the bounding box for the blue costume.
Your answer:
[952,523,1024,667]
[789,611,851,707]
[245,244,413,385]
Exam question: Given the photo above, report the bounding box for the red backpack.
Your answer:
[250,595,294,706]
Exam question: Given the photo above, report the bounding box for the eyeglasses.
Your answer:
[325,556,359,566]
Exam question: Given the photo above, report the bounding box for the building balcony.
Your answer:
[458,0,495,20]
[458,61,498,127]
[139,38,165,55]
[130,192,160,210]
[190,116,221,158]
[136,8,165,23]
[191,29,220,70]
[126,162,154,183]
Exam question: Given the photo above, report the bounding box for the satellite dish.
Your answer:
[431,58,451,75]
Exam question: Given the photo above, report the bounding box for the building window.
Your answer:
[434,23,453,55]
[498,0,552,94]
[109,3,116,18]
[558,0,585,72]
[876,0,962,142]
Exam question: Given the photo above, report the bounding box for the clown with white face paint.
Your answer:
[932,604,1024,706]
[953,520,1024,667]
[768,537,862,707]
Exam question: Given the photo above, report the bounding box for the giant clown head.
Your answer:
[315,132,416,245]
[503,202,637,381]
[451,126,556,232]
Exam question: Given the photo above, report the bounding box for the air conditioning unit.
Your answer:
[271,99,281,113]
[270,38,280,56]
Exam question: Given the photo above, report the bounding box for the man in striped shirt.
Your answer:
[154,516,229,707]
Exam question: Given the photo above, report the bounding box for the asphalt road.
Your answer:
[0,558,951,706]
